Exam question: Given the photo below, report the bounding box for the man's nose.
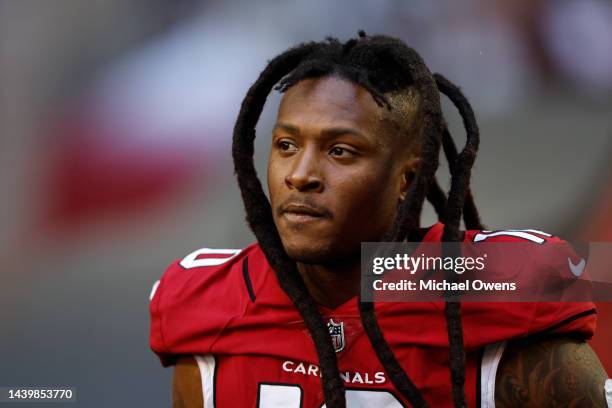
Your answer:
[285,149,323,192]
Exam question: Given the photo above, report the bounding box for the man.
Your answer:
[150,33,609,407]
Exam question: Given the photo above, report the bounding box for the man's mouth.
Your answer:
[280,202,330,223]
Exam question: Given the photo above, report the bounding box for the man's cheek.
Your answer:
[267,174,284,206]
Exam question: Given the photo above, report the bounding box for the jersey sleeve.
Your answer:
[462,228,597,348]
[149,246,254,367]
[525,235,597,338]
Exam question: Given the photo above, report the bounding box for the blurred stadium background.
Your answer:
[1,0,611,406]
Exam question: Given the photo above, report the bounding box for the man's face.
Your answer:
[268,76,417,264]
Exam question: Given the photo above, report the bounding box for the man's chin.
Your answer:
[283,244,357,265]
[283,244,335,265]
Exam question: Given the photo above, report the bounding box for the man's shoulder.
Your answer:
[164,242,264,276]
[408,224,597,347]
[463,225,587,282]
[461,228,596,346]
[149,242,279,364]
[426,224,579,280]
[152,243,269,303]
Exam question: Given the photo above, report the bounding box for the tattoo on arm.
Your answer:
[495,336,608,407]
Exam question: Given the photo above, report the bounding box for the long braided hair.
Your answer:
[232,32,482,408]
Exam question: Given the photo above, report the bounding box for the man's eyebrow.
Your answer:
[273,122,300,134]
[273,123,369,140]
[320,127,368,140]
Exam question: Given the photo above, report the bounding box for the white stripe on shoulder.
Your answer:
[195,355,216,408]
[605,378,612,408]
[149,280,160,301]
[480,341,507,408]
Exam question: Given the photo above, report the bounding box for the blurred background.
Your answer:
[1,0,611,406]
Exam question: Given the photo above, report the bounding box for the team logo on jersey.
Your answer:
[568,257,586,277]
[327,318,345,352]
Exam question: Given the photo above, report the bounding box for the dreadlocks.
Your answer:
[232,32,481,408]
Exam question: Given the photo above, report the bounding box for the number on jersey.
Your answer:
[180,248,242,269]
[258,384,405,407]
[473,229,552,244]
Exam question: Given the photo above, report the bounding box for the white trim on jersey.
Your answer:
[480,341,507,408]
[605,378,612,408]
[149,280,160,301]
[195,355,216,408]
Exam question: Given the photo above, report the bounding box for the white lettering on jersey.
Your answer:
[281,360,386,384]
[374,372,386,384]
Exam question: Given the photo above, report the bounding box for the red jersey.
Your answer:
[149,223,596,407]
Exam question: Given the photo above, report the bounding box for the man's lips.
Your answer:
[282,204,325,216]
[279,202,331,222]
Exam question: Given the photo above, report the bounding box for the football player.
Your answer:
[150,32,609,407]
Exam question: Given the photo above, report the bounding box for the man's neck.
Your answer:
[296,258,361,309]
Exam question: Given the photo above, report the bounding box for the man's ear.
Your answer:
[399,157,421,202]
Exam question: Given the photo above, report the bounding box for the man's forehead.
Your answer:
[278,77,383,124]
[276,76,421,154]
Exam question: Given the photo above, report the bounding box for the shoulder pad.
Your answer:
[149,243,265,365]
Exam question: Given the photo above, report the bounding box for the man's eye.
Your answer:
[329,146,354,157]
[278,141,297,152]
